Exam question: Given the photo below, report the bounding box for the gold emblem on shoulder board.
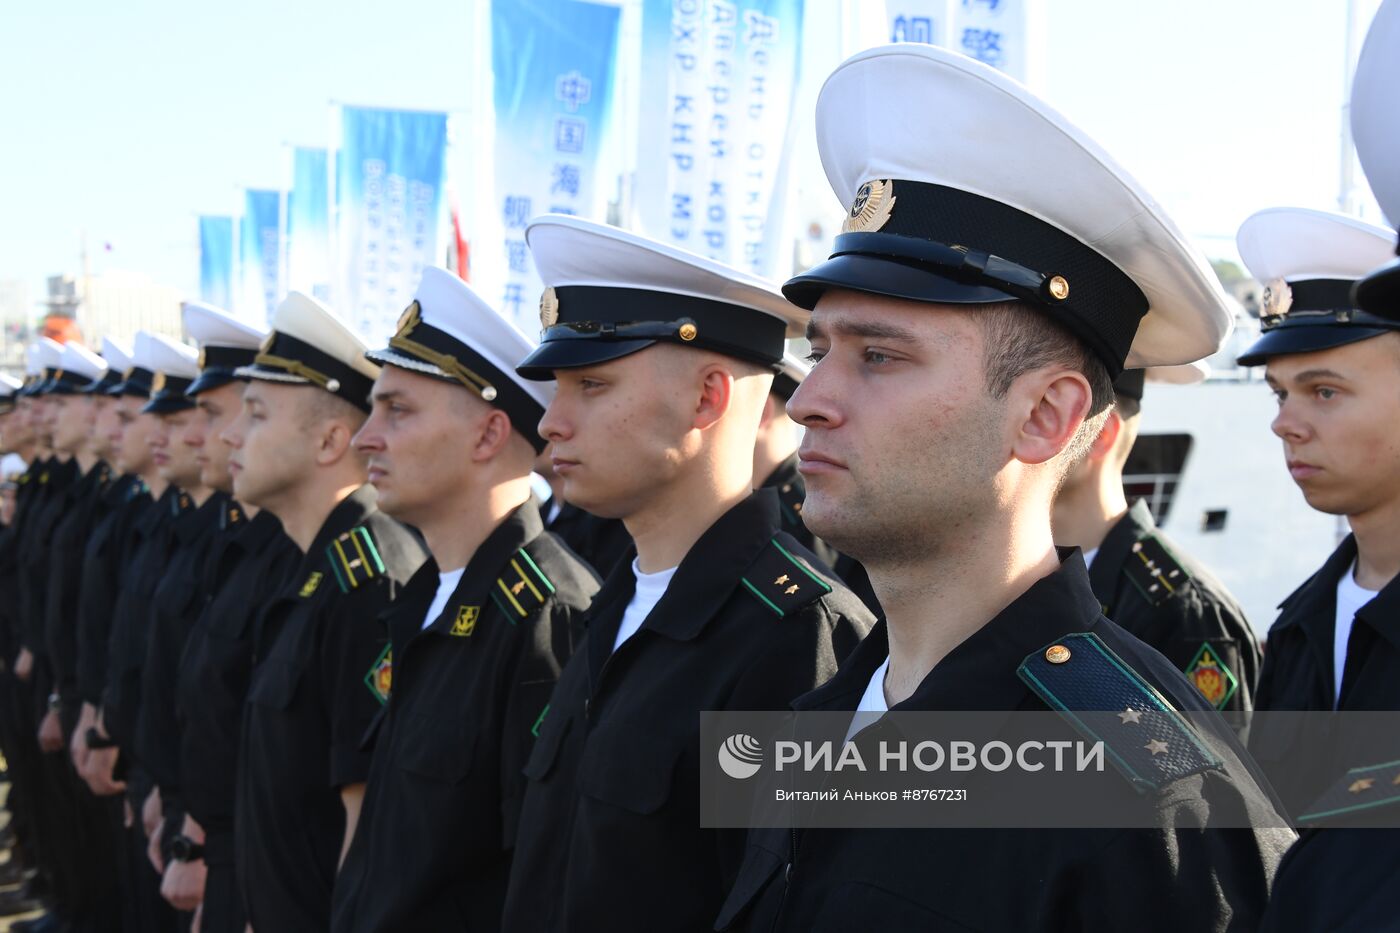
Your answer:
[841,179,897,234]
[1260,278,1293,324]
[539,288,560,329]
[396,300,422,337]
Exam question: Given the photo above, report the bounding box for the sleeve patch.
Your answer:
[491,547,556,621]
[1184,641,1239,710]
[364,644,392,705]
[1123,536,1190,607]
[1017,631,1222,794]
[327,526,387,593]
[740,537,833,619]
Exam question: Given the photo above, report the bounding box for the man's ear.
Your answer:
[1086,409,1123,462]
[315,418,357,466]
[472,409,514,462]
[1011,370,1092,466]
[693,364,735,431]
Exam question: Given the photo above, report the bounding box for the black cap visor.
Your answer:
[140,393,198,415]
[516,336,658,381]
[186,370,244,398]
[1354,257,1400,319]
[1236,323,1393,367]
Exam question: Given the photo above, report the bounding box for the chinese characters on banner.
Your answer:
[888,0,1042,88]
[335,106,449,339]
[633,0,805,279]
[239,190,283,325]
[490,0,621,330]
[198,215,235,311]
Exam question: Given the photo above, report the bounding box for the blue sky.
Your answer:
[0,0,1383,311]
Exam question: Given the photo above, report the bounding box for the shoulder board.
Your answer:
[739,537,832,619]
[490,546,556,622]
[1017,631,1222,794]
[220,502,245,532]
[126,480,148,503]
[326,525,388,593]
[773,476,807,531]
[17,473,30,485]
[172,491,192,516]
[1122,535,1190,607]
[1298,759,1400,825]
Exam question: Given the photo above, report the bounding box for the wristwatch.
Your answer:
[170,835,205,863]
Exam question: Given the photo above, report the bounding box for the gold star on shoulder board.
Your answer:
[511,580,526,596]
[1350,778,1376,794]
[784,584,799,596]
[1144,740,1168,757]
[774,574,790,586]
[1118,707,1142,725]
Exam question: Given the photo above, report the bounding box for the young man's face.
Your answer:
[28,396,53,445]
[151,408,204,488]
[89,396,118,460]
[538,346,700,520]
[1266,333,1400,518]
[0,408,31,454]
[49,394,95,455]
[222,381,319,510]
[189,382,245,494]
[355,365,483,525]
[111,396,157,475]
[790,290,1009,563]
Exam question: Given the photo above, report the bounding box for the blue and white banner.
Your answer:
[239,190,283,325]
[633,0,805,279]
[287,146,332,302]
[888,0,1043,88]
[335,105,449,338]
[489,0,621,329]
[198,215,235,310]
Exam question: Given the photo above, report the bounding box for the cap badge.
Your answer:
[841,179,897,234]
[1260,278,1294,323]
[396,301,421,337]
[540,287,561,330]
[259,332,276,354]
[678,322,698,342]
[151,371,166,393]
[197,349,207,370]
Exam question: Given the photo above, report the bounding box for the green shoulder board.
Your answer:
[326,525,388,593]
[1017,631,1222,793]
[490,546,556,621]
[739,537,832,619]
[1123,535,1191,607]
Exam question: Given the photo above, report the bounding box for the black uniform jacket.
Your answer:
[333,499,599,933]
[18,456,78,696]
[103,485,187,761]
[546,499,633,581]
[1088,500,1259,716]
[716,553,1294,933]
[135,491,228,808]
[1250,535,1400,932]
[235,484,426,933]
[175,506,297,855]
[501,489,875,933]
[44,460,114,702]
[75,479,150,708]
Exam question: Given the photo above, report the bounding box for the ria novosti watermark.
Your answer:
[700,711,1400,830]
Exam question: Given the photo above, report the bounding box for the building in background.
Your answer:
[0,278,29,373]
[71,270,183,348]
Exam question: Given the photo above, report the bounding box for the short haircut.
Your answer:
[973,301,1116,467]
[298,386,368,432]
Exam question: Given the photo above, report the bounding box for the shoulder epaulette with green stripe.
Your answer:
[740,537,832,619]
[1123,535,1190,607]
[1017,631,1222,794]
[490,547,556,621]
[1298,759,1400,825]
[326,525,388,593]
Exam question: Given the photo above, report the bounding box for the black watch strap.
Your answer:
[85,727,117,749]
[171,835,205,862]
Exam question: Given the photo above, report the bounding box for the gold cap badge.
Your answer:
[396,301,421,337]
[151,371,166,393]
[540,287,560,330]
[841,179,897,234]
[1260,278,1293,322]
